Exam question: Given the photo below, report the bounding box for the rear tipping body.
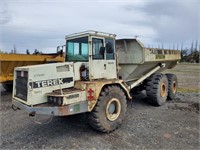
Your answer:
[116,39,180,81]
[0,52,64,83]
[12,30,180,118]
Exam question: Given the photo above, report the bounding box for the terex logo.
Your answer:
[35,78,64,88]
[30,77,73,88]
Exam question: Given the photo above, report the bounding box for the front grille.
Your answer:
[15,71,28,101]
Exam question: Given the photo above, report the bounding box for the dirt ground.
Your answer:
[0,63,199,149]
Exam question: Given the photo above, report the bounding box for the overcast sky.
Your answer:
[0,0,199,53]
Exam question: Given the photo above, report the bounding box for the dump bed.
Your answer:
[0,53,64,83]
[116,39,181,81]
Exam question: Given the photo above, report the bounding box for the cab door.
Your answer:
[104,38,117,79]
[90,37,117,80]
[90,37,106,79]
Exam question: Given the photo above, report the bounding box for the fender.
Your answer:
[74,79,132,111]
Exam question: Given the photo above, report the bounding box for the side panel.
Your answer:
[116,39,144,64]
[91,60,106,79]
[28,63,74,105]
[90,60,117,79]
[73,62,89,81]
[105,60,117,79]
[13,62,74,105]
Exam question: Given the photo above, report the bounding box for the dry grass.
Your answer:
[163,63,200,92]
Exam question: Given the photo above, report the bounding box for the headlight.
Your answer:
[47,96,63,106]
[53,97,57,103]
[57,97,63,106]
[48,96,53,104]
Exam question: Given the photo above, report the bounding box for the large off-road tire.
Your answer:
[88,85,127,133]
[146,74,168,106]
[166,74,178,100]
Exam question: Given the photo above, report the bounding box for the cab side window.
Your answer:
[92,38,104,60]
[105,38,114,60]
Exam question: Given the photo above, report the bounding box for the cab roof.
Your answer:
[65,30,116,40]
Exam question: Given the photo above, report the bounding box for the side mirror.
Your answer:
[106,42,114,53]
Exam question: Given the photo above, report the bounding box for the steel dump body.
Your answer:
[116,39,181,81]
[0,53,64,83]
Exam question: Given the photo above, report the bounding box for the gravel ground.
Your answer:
[0,90,199,149]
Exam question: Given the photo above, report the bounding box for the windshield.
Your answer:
[66,36,88,62]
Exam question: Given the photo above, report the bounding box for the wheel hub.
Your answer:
[172,81,177,93]
[160,83,166,97]
[106,98,121,121]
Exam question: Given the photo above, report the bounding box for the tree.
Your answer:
[26,49,30,54]
[13,45,17,54]
[194,40,198,52]
[190,41,194,54]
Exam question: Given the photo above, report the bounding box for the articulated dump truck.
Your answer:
[0,51,64,91]
[12,31,181,132]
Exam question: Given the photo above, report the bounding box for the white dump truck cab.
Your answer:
[66,30,117,81]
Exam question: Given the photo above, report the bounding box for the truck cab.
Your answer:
[12,31,128,116]
[65,31,117,81]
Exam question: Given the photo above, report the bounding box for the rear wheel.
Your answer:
[146,74,168,106]
[166,74,178,100]
[88,85,127,133]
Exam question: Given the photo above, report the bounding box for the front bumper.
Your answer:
[12,99,88,116]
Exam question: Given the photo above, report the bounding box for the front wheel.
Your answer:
[88,85,127,133]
